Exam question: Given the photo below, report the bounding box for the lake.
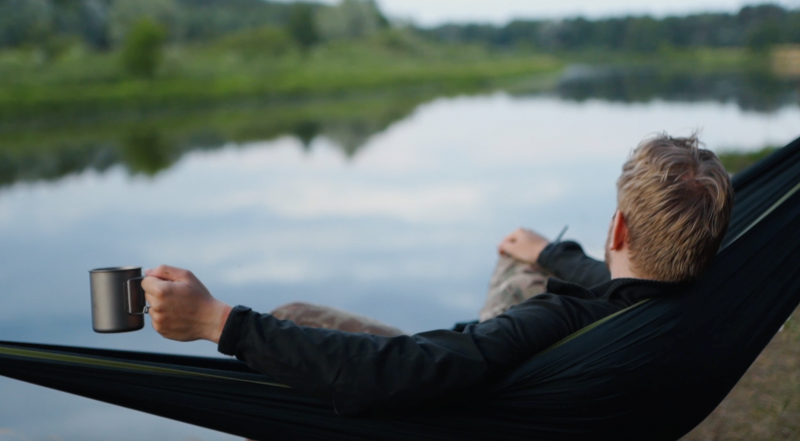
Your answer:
[0,70,799,440]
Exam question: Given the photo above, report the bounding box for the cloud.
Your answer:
[221,259,323,285]
[256,182,483,222]
[437,291,485,313]
[0,428,27,440]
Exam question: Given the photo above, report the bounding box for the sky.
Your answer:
[305,0,800,26]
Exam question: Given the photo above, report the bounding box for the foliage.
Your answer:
[0,36,563,121]
[288,3,319,49]
[120,18,167,78]
[315,0,387,41]
[40,34,81,61]
[373,29,424,54]
[0,0,52,47]
[717,146,779,174]
[623,17,665,52]
[787,14,800,44]
[0,0,300,50]
[78,0,111,50]
[0,1,795,123]
[744,19,785,52]
[423,5,800,53]
[215,26,296,59]
[0,1,798,57]
[108,0,181,46]
[177,0,293,41]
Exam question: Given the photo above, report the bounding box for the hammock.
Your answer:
[2,137,800,441]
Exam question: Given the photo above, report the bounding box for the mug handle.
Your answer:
[126,276,148,316]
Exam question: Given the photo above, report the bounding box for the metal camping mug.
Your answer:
[89,266,148,333]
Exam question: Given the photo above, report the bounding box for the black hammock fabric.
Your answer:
[2,137,800,441]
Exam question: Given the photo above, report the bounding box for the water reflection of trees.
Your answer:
[1,70,798,188]
[0,93,424,188]
[553,68,799,112]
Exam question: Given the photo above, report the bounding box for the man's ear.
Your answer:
[610,210,629,251]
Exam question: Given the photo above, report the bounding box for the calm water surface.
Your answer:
[1,90,798,439]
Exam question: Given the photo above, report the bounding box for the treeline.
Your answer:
[0,0,387,51]
[5,0,800,55]
[425,4,800,52]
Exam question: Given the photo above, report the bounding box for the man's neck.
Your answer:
[610,266,642,279]
[608,251,645,280]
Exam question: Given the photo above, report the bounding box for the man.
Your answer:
[141,133,734,415]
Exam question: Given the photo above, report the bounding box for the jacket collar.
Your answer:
[546,277,684,302]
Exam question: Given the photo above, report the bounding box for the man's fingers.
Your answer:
[142,277,172,313]
[144,265,191,282]
[141,275,168,295]
[498,229,523,253]
[498,241,517,255]
[500,231,519,245]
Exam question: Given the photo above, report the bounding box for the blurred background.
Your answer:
[0,0,798,439]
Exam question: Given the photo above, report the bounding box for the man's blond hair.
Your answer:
[617,134,734,282]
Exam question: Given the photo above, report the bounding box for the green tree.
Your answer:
[787,12,800,44]
[288,3,319,49]
[121,18,166,78]
[108,0,181,47]
[744,19,784,52]
[558,17,594,50]
[79,0,111,50]
[0,0,52,47]
[593,18,628,50]
[624,17,665,52]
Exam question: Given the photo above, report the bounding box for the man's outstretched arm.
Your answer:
[142,265,614,415]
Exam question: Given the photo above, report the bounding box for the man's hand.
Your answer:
[498,228,550,264]
[142,265,232,344]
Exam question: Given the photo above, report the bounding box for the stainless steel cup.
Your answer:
[89,266,147,333]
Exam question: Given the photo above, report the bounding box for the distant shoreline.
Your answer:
[2,45,784,124]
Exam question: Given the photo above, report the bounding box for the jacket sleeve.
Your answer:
[537,240,611,288]
[217,293,618,415]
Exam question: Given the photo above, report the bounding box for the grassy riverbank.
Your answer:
[0,36,563,123]
[1,32,780,126]
[562,47,757,73]
[718,147,780,173]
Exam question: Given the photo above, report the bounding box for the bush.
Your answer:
[121,18,166,78]
[374,29,422,54]
[42,35,81,62]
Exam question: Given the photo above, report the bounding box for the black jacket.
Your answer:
[217,241,681,415]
